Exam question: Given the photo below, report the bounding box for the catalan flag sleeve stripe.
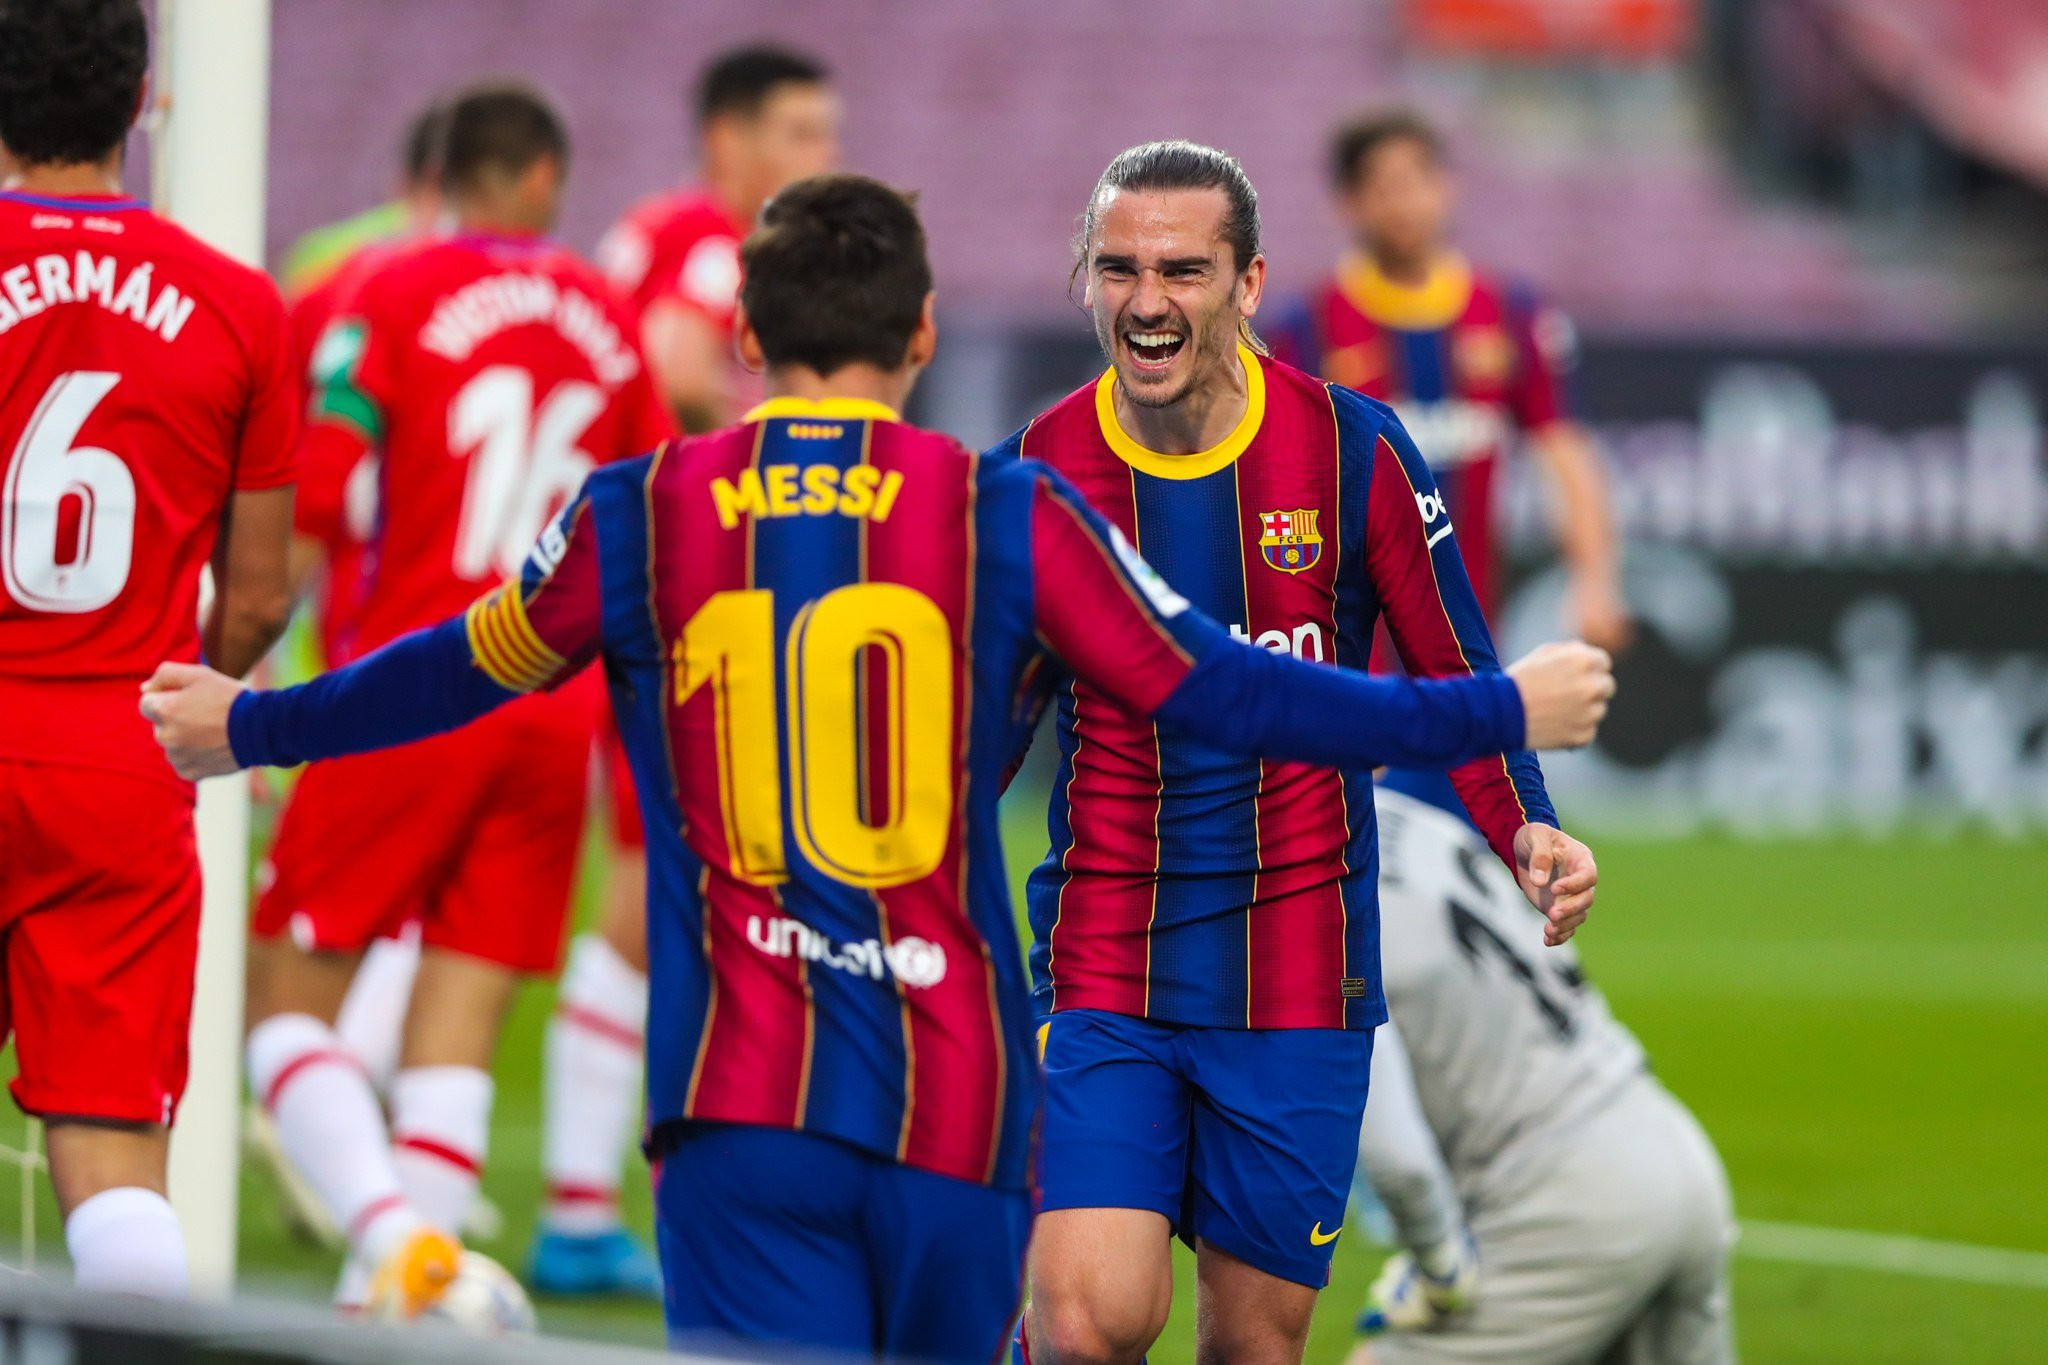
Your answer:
[224,478,615,770]
[462,491,605,694]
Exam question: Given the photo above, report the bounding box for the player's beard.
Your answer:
[1099,289,1242,413]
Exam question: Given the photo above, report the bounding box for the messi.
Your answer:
[710,462,906,530]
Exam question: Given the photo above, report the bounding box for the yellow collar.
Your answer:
[1094,344,1266,481]
[1336,252,1473,331]
[743,396,901,424]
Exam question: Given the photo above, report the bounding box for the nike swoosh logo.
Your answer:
[1310,1222,1341,1246]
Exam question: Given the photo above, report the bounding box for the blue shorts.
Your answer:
[1037,1009,1373,1288]
[653,1122,1031,1362]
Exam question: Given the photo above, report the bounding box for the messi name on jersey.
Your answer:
[1258,508,1323,575]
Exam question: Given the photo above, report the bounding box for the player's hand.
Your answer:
[1572,582,1636,657]
[139,662,248,780]
[1514,823,1598,945]
[1356,1231,1479,1336]
[1506,641,1613,749]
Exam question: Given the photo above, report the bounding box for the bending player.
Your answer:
[0,0,296,1296]
[1348,788,1735,1364]
[142,173,1616,1358]
[240,82,669,1314]
[524,47,841,1298]
[997,142,1600,1365]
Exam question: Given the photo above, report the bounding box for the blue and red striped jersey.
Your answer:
[229,395,1541,1189]
[468,396,1279,1189]
[1280,254,1574,616]
[994,347,1556,1032]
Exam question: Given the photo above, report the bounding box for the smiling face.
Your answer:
[1085,186,1264,410]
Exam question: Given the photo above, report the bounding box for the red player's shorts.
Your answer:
[600,717,644,851]
[0,759,201,1125]
[256,680,599,974]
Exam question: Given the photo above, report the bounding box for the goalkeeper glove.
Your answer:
[1355,1229,1480,1336]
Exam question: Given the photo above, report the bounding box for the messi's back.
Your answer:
[589,401,1049,1188]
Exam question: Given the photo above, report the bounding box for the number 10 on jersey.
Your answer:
[673,583,955,889]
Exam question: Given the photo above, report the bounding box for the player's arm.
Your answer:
[205,488,295,678]
[142,486,607,778]
[1527,421,1630,654]
[205,281,305,676]
[1355,1019,1479,1336]
[641,298,731,434]
[1357,1019,1464,1257]
[293,292,393,592]
[1505,287,1631,655]
[1356,398,1598,943]
[1024,469,1610,771]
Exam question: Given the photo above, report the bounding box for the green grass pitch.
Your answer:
[2,810,2041,1361]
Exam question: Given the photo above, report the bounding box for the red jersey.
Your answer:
[596,189,748,331]
[0,189,298,785]
[286,238,404,664]
[1299,253,1572,613]
[301,232,672,656]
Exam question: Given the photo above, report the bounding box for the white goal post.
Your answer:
[154,0,274,1301]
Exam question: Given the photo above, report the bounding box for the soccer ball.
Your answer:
[420,1250,537,1338]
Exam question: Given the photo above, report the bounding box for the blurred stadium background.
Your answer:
[7,0,2046,1360]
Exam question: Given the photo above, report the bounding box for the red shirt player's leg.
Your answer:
[4,762,200,1126]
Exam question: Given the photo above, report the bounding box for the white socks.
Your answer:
[541,934,648,1233]
[391,1065,493,1238]
[333,931,422,1096]
[66,1187,188,1298]
[246,1012,419,1266]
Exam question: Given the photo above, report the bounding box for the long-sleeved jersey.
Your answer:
[995,347,1555,1031]
[225,398,1533,1189]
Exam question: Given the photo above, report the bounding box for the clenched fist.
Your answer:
[1506,642,1614,750]
[139,662,247,780]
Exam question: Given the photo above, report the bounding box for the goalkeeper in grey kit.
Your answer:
[1350,789,1736,1365]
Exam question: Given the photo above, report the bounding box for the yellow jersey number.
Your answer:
[673,583,954,889]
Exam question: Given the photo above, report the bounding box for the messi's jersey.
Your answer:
[459,399,1228,1188]
[996,348,1554,1031]
[1296,254,1571,614]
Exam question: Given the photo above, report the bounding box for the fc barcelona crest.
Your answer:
[1257,508,1323,575]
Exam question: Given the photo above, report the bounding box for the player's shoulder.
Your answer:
[7,201,286,325]
[1256,350,1394,438]
[38,201,287,343]
[334,233,453,302]
[1460,262,1547,322]
[535,242,637,315]
[583,446,662,499]
[622,188,740,251]
[998,374,1104,464]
